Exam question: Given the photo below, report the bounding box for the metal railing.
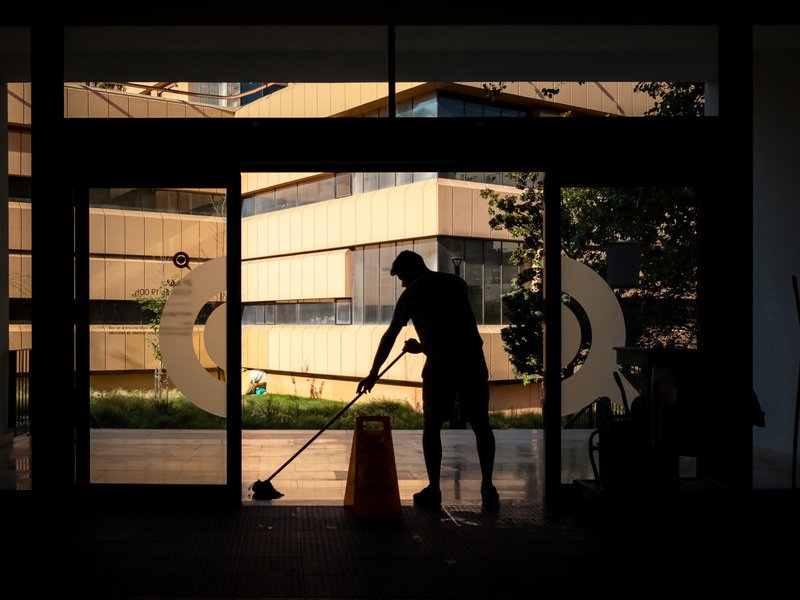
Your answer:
[9,349,30,436]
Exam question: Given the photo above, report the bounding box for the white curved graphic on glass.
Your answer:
[160,257,227,417]
[561,254,638,416]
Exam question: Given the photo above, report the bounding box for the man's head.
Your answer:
[391,250,428,287]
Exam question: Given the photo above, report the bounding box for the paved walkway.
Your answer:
[88,428,597,504]
[3,428,797,495]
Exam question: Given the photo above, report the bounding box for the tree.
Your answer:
[633,82,705,117]
[482,177,699,385]
[136,279,177,404]
[525,80,705,118]
[85,82,127,92]
[480,82,703,385]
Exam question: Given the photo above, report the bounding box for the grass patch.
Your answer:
[90,389,542,430]
[90,389,226,429]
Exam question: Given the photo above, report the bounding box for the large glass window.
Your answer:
[298,302,335,324]
[88,188,226,216]
[555,185,700,487]
[241,170,517,219]
[241,237,518,328]
[242,301,350,326]
[349,237,518,325]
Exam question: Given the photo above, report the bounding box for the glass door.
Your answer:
[557,185,700,492]
[81,187,232,490]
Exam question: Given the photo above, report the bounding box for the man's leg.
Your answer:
[413,417,443,509]
[471,416,499,512]
[471,416,496,487]
[422,418,443,492]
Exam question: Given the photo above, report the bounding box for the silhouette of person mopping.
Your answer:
[357,250,499,512]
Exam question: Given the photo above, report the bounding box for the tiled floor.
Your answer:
[3,429,798,599]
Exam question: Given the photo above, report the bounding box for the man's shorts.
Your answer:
[421,365,489,424]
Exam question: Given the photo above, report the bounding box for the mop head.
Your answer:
[250,479,284,500]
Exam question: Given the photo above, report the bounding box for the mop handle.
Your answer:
[265,350,407,483]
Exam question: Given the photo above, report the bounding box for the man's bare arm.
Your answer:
[357,323,403,394]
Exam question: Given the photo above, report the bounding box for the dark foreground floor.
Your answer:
[5,485,798,599]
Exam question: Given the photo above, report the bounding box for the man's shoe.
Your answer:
[413,486,442,510]
[481,484,499,513]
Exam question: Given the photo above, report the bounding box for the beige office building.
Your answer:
[8,80,651,412]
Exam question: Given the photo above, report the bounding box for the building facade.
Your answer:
[8,79,652,412]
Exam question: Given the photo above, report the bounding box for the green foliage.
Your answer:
[85,82,127,92]
[633,82,705,117]
[489,80,704,117]
[475,82,704,384]
[482,174,699,384]
[481,82,507,101]
[481,173,546,383]
[560,187,699,299]
[135,279,177,362]
[90,389,226,429]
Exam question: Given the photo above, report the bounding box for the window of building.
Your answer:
[88,188,226,216]
[336,299,352,325]
[241,300,350,325]
[437,237,520,325]
[9,298,32,323]
[241,303,264,325]
[434,92,530,119]
[88,300,222,325]
[242,171,515,219]
[298,301,336,324]
[362,245,380,324]
[349,237,519,326]
[9,176,32,202]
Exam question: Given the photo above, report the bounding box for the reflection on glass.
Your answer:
[336,299,352,325]
[397,99,413,117]
[298,302,335,324]
[276,303,297,324]
[413,93,437,117]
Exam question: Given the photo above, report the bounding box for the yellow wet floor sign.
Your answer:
[344,416,402,519]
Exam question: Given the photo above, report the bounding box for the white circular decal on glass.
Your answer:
[561,255,639,416]
[159,256,227,417]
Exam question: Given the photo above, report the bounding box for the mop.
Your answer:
[249,350,407,500]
